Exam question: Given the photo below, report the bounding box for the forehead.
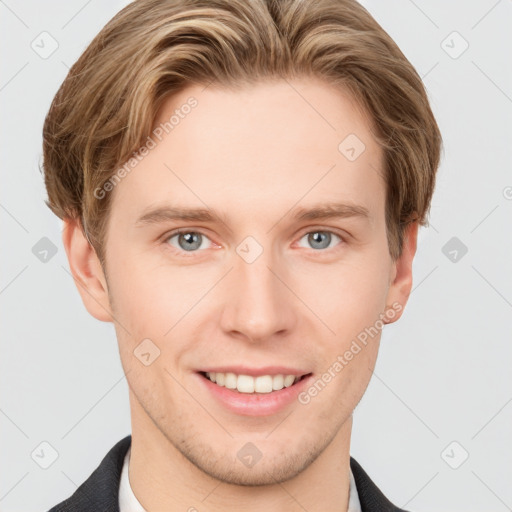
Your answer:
[109,77,385,229]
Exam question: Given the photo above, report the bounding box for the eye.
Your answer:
[296,230,344,251]
[164,229,213,254]
[162,228,345,257]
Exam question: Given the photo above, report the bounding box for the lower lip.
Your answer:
[196,372,313,416]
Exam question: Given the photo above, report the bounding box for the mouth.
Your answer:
[197,371,313,395]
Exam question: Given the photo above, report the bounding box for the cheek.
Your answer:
[301,252,390,396]
[106,246,178,331]
[301,255,391,334]
[107,252,209,369]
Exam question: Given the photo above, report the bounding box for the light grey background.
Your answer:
[1,1,511,511]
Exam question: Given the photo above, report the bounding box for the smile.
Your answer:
[200,371,310,394]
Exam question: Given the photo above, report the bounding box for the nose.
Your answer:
[219,244,296,344]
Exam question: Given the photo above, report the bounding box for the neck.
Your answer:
[128,389,353,512]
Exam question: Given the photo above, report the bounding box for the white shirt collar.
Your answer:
[118,446,145,512]
[119,446,361,512]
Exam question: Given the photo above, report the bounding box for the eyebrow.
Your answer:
[293,202,370,222]
[135,201,371,227]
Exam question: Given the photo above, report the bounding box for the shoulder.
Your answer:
[350,456,412,512]
[47,435,131,512]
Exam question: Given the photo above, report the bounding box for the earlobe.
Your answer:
[61,218,114,322]
[384,221,419,324]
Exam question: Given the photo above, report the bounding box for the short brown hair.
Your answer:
[42,0,442,266]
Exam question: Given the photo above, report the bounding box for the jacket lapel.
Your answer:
[47,435,131,512]
[350,456,410,512]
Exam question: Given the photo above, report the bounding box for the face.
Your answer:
[67,77,416,486]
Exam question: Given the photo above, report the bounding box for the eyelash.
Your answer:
[161,227,347,258]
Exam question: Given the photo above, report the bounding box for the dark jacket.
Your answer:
[47,435,409,511]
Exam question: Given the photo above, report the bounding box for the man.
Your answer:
[43,0,442,510]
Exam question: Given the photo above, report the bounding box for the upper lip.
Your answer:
[197,366,312,377]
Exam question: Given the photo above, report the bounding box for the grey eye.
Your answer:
[167,231,210,252]
[298,231,341,250]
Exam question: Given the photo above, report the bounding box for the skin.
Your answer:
[62,77,418,511]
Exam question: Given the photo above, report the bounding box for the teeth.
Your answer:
[238,374,255,393]
[224,372,237,389]
[204,372,302,393]
[283,375,295,387]
[254,375,272,393]
[272,374,284,390]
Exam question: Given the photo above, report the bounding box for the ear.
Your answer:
[61,218,113,322]
[383,221,419,324]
